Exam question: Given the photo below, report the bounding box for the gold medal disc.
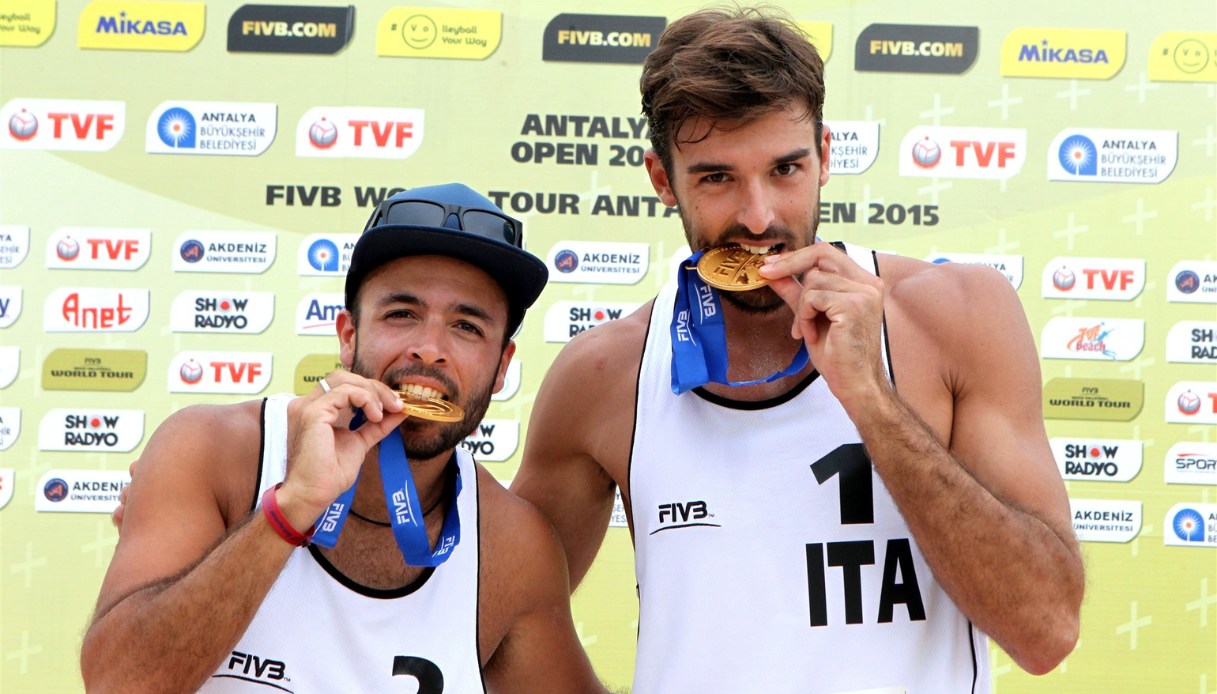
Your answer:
[695,245,771,292]
[394,392,465,422]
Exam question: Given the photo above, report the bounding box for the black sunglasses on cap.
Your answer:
[365,199,523,248]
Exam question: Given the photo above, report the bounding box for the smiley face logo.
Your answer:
[1173,39,1210,74]
[402,14,437,49]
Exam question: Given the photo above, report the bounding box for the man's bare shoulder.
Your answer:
[475,466,571,609]
[877,253,1022,326]
[557,297,657,372]
[140,399,266,522]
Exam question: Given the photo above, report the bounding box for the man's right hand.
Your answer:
[278,371,408,532]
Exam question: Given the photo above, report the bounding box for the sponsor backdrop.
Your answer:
[1,0,1214,691]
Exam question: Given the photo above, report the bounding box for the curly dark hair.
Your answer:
[640,5,826,172]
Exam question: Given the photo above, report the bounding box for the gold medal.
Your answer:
[695,245,771,291]
[394,391,465,422]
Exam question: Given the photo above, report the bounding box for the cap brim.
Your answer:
[345,224,548,328]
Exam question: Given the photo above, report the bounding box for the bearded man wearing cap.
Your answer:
[82,183,605,693]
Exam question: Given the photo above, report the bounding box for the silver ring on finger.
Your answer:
[318,378,332,394]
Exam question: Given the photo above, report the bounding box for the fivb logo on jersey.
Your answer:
[926,253,1024,288]
[38,409,144,452]
[1041,257,1145,301]
[298,234,357,275]
[1050,438,1142,482]
[146,101,277,156]
[170,291,274,334]
[173,231,276,273]
[169,351,272,394]
[1167,260,1217,303]
[0,98,124,151]
[44,288,149,332]
[46,228,150,270]
[1049,129,1177,184]
[296,106,425,159]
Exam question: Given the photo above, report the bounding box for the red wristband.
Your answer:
[261,483,315,547]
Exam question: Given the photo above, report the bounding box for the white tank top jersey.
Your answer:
[630,243,989,694]
[198,393,485,694]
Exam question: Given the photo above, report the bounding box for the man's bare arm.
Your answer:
[481,488,608,693]
[81,404,297,693]
[83,377,405,692]
[762,249,1083,673]
[859,263,1082,673]
[512,320,636,588]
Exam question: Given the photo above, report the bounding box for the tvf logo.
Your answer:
[1,98,125,151]
[296,107,425,159]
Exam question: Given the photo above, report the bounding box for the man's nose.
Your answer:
[408,321,448,365]
[735,179,777,235]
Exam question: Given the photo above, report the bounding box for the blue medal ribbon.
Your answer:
[311,425,461,567]
[669,250,810,394]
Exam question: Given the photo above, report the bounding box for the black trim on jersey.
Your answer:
[474,458,488,694]
[210,673,295,692]
[307,544,436,599]
[303,452,464,599]
[250,397,269,514]
[647,521,722,535]
[625,301,653,540]
[691,368,820,410]
[872,249,896,389]
[968,621,979,693]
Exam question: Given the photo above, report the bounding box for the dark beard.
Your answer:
[350,346,496,461]
[719,285,788,313]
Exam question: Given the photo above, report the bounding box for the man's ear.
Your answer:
[492,340,516,394]
[818,123,832,188]
[337,309,356,368]
[644,149,679,207]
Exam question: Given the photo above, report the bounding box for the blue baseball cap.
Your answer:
[345,183,548,335]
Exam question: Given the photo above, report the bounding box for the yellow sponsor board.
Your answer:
[41,349,147,392]
[1001,27,1125,79]
[377,7,501,60]
[0,0,55,47]
[1148,31,1217,82]
[78,0,204,52]
[294,354,345,395]
[1043,377,1144,421]
[796,21,833,62]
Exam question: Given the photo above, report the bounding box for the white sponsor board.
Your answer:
[36,469,131,514]
[1070,498,1142,543]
